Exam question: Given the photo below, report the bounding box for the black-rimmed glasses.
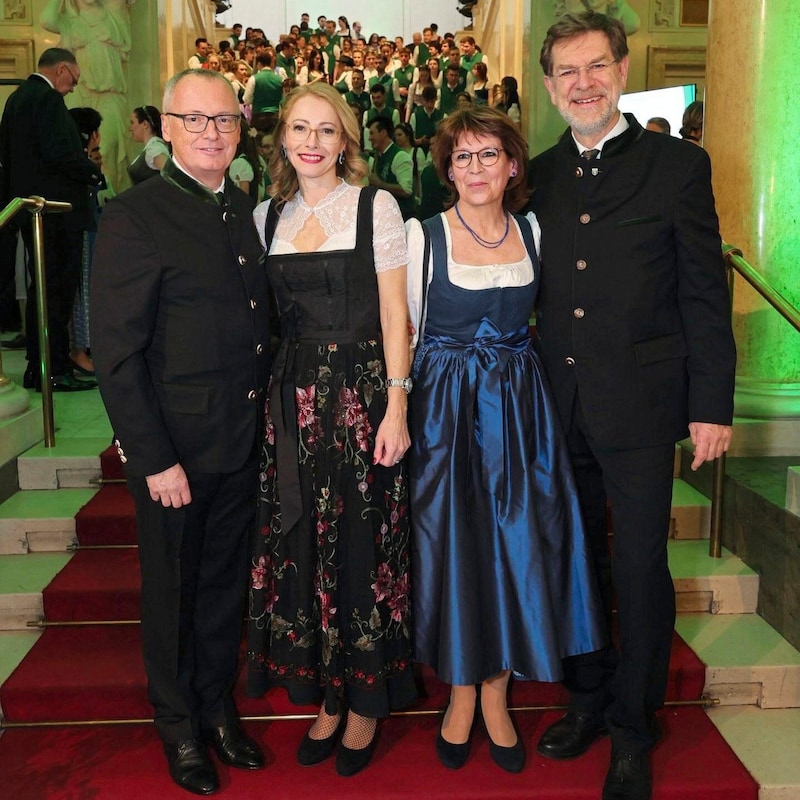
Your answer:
[164,112,241,133]
[451,147,505,169]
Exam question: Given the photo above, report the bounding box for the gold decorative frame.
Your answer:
[0,0,31,25]
[646,45,706,90]
[0,39,33,78]
[681,0,709,26]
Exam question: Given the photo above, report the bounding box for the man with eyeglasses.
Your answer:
[0,47,102,391]
[528,12,735,800]
[92,69,270,795]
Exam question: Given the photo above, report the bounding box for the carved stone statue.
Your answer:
[41,0,132,189]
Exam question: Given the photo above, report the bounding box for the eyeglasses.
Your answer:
[551,60,618,81]
[164,112,241,133]
[285,122,342,145]
[63,63,79,87]
[451,147,505,169]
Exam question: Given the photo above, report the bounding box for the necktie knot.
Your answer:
[582,148,600,160]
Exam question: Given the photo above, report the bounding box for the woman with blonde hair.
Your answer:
[248,82,416,777]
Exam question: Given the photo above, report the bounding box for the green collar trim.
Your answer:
[161,158,223,206]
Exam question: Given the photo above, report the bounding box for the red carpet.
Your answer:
[0,708,757,800]
[0,623,703,724]
[0,445,758,798]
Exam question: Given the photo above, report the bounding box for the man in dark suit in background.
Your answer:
[528,12,735,800]
[92,69,270,795]
[0,47,101,391]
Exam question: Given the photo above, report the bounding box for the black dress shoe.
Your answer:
[2,333,27,349]
[49,373,97,392]
[163,739,219,796]
[205,722,264,769]
[602,749,653,800]
[297,713,346,766]
[336,728,379,777]
[537,710,608,760]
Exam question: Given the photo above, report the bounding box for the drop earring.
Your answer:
[281,145,287,159]
[338,151,345,166]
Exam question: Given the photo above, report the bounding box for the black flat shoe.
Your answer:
[335,728,379,777]
[537,710,608,760]
[204,721,264,769]
[163,738,219,796]
[297,713,346,766]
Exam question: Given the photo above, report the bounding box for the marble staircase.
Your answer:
[0,350,798,796]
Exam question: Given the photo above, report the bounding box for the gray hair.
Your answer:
[162,68,238,111]
[38,48,77,69]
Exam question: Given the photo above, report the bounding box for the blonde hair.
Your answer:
[268,82,368,206]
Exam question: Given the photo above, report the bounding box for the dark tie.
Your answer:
[582,148,600,160]
[215,191,226,206]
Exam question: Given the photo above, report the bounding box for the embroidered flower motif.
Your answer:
[371,562,394,602]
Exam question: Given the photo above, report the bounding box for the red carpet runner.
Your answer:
[0,447,758,799]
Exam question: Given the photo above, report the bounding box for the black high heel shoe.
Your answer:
[436,701,477,770]
[336,718,379,777]
[486,719,525,773]
[297,709,346,766]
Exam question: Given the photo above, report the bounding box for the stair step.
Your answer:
[0,707,758,800]
[17,437,110,490]
[669,541,759,614]
[0,489,97,554]
[670,479,711,539]
[676,613,800,708]
[708,706,800,800]
[0,626,703,725]
[0,630,40,690]
[0,553,72,629]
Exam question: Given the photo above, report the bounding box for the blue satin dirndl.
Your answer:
[409,214,605,686]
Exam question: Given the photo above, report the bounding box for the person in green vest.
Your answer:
[276,39,297,80]
[244,51,284,133]
[460,36,488,92]
[333,55,355,93]
[367,116,415,220]
[345,69,372,116]
[411,86,444,153]
[369,55,398,106]
[393,48,415,115]
[362,84,400,149]
[413,27,434,67]
[440,65,466,115]
[444,47,469,91]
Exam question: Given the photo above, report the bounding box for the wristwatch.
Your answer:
[386,377,413,394]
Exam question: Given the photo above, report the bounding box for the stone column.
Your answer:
[705,0,800,418]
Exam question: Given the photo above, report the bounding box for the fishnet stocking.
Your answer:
[307,704,342,741]
[341,710,378,749]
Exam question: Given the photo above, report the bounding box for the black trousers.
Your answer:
[562,396,676,755]
[19,216,83,376]
[128,456,258,744]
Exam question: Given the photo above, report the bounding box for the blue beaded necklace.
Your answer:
[454,202,510,249]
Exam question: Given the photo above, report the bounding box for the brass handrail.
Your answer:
[708,244,800,558]
[0,195,73,447]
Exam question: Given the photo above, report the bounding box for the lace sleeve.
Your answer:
[372,189,409,273]
[252,199,272,250]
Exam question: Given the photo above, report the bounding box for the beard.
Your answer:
[559,96,619,140]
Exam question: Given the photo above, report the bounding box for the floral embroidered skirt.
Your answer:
[247,339,417,718]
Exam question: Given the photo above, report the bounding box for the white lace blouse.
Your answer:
[405,212,541,347]
[252,181,409,272]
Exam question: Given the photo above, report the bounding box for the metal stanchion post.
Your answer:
[29,199,55,447]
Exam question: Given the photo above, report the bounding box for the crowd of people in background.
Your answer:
[180,15,521,214]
